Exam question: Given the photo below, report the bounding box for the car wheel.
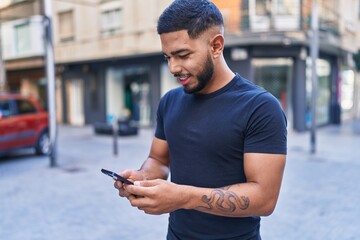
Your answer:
[35,131,51,155]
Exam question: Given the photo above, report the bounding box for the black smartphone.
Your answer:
[101,168,134,185]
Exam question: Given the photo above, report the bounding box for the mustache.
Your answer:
[174,73,191,78]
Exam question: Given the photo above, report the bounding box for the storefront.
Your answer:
[340,68,356,121]
[305,58,332,127]
[59,44,344,133]
[60,55,163,127]
[105,66,151,126]
[224,45,341,132]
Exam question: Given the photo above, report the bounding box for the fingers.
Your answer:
[113,169,139,197]
[114,180,123,190]
[125,179,170,215]
[127,190,162,215]
[124,179,163,198]
[113,177,166,214]
[136,179,162,187]
[119,169,133,179]
[114,180,132,198]
[114,179,163,198]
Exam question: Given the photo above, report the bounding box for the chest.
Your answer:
[166,96,248,146]
[163,97,249,186]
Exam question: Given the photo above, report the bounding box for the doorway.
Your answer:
[66,78,85,126]
[106,66,151,127]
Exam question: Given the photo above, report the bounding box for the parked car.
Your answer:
[0,93,50,156]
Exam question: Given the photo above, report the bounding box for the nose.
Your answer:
[168,58,181,75]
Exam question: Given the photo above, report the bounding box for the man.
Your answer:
[114,0,287,239]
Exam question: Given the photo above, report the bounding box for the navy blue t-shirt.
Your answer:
[155,74,287,240]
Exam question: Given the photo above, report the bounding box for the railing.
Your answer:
[229,0,340,36]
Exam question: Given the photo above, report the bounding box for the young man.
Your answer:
[114,0,287,239]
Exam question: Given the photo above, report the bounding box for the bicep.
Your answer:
[244,153,286,196]
[149,137,170,167]
[140,137,170,180]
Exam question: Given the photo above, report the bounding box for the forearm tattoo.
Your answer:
[197,187,250,213]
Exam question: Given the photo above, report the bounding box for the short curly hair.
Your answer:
[157,0,224,39]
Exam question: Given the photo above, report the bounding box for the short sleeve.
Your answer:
[154,96,166,140]
[244,93,287,154]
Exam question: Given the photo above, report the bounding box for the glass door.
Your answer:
[305,58,331,126]
[66,78,85,126]
[106,66,151,127]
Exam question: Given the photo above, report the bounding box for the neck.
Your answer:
[212,57,235,90]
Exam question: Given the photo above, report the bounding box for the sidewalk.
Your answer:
[0,122,359,240]
[264,121,360,239]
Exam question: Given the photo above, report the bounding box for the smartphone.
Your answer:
[101,168,134,185]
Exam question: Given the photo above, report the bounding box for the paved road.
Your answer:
[1,122,359,240]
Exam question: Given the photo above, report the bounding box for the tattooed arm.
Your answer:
[184,153,286,217]
[125,153,286,217]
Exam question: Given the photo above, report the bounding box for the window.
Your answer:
[15,100,37,115]
[255,0,268,16]
[15,22,31,54]
[305,58,331,126]
[276,0,297,16]
[0,100,12,118]
[101,8,122,35]
[58,10,74,42]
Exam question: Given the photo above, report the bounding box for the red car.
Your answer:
[0,93,50,156]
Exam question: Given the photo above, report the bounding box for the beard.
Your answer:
[183,53,214,94]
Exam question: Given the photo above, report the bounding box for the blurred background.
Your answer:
[1,0,360,239]
[1,0,359,131]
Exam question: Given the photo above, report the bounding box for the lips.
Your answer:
[176,74,191,86]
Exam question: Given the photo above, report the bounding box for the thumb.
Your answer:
[134,179,162,187]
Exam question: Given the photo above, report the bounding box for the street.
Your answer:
[1,122,360,240]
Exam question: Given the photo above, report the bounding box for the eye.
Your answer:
[179,53,190,59]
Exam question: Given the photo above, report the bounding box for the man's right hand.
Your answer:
[113,169,145,198]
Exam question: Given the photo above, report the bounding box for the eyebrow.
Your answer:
[163,49,190,57]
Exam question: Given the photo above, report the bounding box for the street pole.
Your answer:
[113,116,118,156]
[0,21,6,91]
[43,0,57,166]
[310,0,319,154]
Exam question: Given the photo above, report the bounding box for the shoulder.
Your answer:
[233,74,280,108]
[158,87,184,111]
[227,74,279,113]
[161,87,183,101]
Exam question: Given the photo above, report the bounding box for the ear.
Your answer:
[210,34,224,59]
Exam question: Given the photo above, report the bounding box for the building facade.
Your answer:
[213,0,359,131]
[2,0,358,132]
[0,0,64,122]
[53,0,173,126]
[1,0,45,94]
[54,0,359,132]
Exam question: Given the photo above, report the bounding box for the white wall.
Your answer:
[0,0,11,9]
[53,0,172,63]
[249,0,300,32]
[1,15,45,60]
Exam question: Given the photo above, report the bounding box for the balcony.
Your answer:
[0,0,43,22]
[1,15,45,64]
[224,0,345,54]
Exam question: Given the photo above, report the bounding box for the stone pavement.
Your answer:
[0,121,359,240]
